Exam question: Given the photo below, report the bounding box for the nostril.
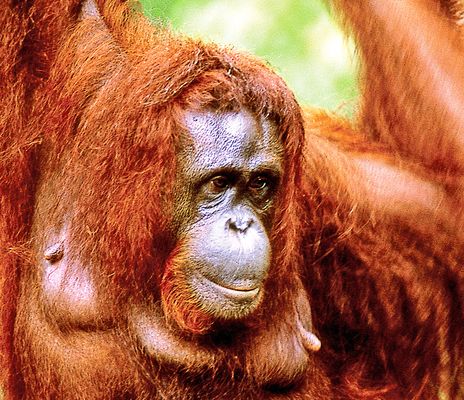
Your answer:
[227,216,253,233]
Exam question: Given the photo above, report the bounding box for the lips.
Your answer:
[194,270,261,302]
[186,270,264,320]
[205,278,260,300]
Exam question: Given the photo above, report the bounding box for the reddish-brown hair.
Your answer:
[1,0,309,396]
[1,1,464,399]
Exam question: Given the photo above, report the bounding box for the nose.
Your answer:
[227,214,254,233]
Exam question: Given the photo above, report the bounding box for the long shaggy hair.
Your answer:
[1,0,463,399]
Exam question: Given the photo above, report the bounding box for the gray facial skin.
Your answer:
[173,109,284,319]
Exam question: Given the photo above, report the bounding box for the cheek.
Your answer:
[160,216,272,333]
[160,244,215,334]
[187,217,271,288]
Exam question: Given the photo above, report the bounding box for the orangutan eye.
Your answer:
[249,176,269,191]
[208,176,230,192]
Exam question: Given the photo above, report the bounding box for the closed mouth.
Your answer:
[201,275,260,300]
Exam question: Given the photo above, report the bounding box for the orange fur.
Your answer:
[161,244,215,334]
[1,1,463,399]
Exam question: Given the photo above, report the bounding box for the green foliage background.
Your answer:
[139,0,358,111]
